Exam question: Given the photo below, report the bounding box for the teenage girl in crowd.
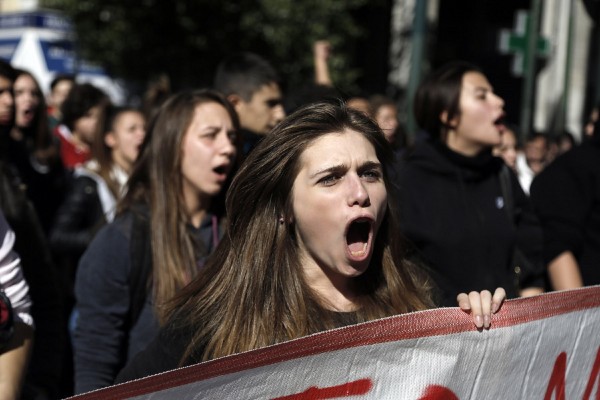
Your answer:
[50,106,146,261]
[395,61,544,306]
[53,83,109,171]
[50,106,146,320]
[73,90,239,393]
[369,95,400,145]
[47,74,75,132]
[116,102,505,383]
[6,69,65,233]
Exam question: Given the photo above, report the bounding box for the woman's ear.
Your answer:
[227,94,243,109]
[440,111,458,129]
[278,214,295,225]
[104,132,117,148]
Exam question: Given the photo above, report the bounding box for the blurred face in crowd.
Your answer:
[525,136,547,174]
[445,71,505,156]
[292,129,387,301]
[585,108,598,137]
[558,135,574,154]
[14,74,40,128]
[105,111,146,172]
[347,97,370,115]
[74,105,104,145]
[0,76,14,126]
[50,79,73,112]
[234,82,285,135]
[374,104,399,144]
[492,128,517,170]
[180,102,237,212]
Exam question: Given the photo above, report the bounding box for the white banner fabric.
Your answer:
[70,285,600,400]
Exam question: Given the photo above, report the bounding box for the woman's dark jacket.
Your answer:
[73,204,222,394]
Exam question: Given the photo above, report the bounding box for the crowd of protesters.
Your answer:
[0,43,598,399]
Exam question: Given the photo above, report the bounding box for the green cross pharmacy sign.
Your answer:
[499,10,551,76]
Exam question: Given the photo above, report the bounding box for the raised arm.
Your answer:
[314,40,333,87]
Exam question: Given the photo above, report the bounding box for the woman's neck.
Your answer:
[189,209,207,228]
[302,261,359,312]
[184,190,211,228]
[112,153,133,174]
[71,131,90,151]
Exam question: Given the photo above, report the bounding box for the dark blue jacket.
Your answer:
[73,206,221,394]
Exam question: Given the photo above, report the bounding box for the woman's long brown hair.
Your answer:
[166,101,434,364]
[119,89,240,324]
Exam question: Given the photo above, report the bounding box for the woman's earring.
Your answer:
[279,217,285,225]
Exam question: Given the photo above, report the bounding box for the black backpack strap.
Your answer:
[128,206,152,330]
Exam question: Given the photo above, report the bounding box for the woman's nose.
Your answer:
[347,175,370,207]
[493,92,505,109]
[220,132,236,157]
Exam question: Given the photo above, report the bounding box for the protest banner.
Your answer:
[71,285,600,399]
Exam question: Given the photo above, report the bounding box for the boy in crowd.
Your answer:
[214,52,286,155]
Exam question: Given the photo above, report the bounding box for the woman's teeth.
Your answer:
[347,220,370,256]
[349,242,368,256]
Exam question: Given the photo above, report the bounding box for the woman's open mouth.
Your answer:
[213,164,230,181]
[17,108,34,123]
[493,114,506,132]
[345,218,373,260]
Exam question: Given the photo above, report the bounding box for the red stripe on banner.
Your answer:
[72,285,600,400]
[544,352,567,400]
[583,347,600,400]
[418,385,459,400]
[273,378,373,399]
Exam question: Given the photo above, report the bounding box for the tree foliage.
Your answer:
[40,0,374,96]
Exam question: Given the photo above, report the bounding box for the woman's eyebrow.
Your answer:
[471,85,494,94]
[309,164,346,179]
[310,161,382,178]
[197,125,220,133]
[358,161,383,170]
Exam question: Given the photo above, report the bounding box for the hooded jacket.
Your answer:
[395,139,541,305]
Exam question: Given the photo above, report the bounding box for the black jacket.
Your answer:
[50,175,106,256]
[49,175,107,309]
[530,139,600,285]
[395,140,542,305]
[4,131,67,234]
